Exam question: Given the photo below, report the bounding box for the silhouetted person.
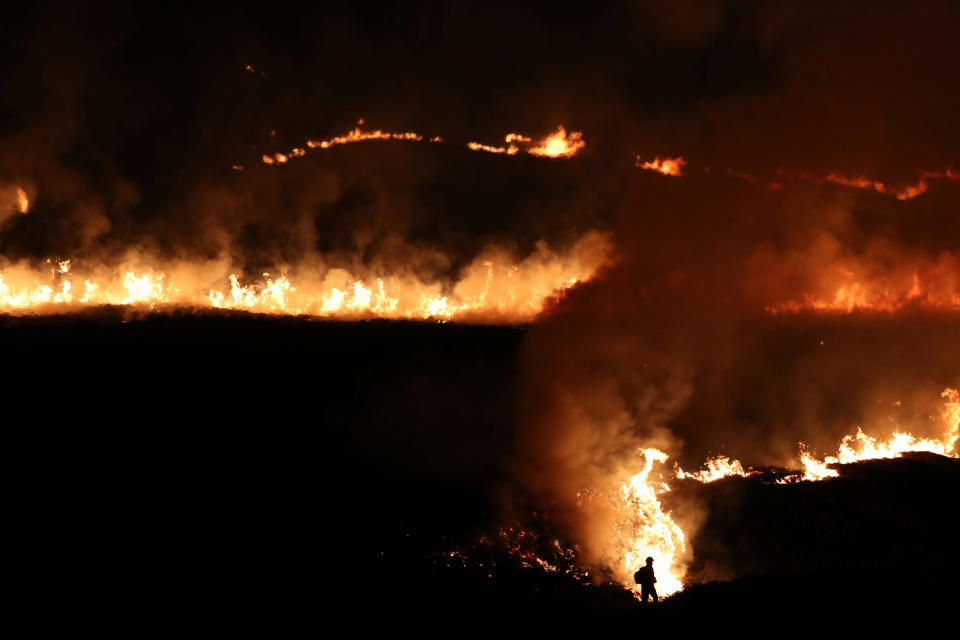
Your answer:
[633,556,658,603]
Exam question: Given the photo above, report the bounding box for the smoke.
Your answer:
[1,1,959,581]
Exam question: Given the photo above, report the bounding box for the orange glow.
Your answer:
[261,124,433,165]
[0,231,613,322]
[757,241,960,315]
[601,389,960,596]
[777,388,960,482]
[766,270,960,315]
[616,449,687,597]
[467,126,585,159]
[466,141,519,155]
[637,156,686,176]
[675,456,749,482]
[780,168,959,200]
[824,172,886,193]
[16,187,29,213]
[821,171,960,200]
[526,126,585,158]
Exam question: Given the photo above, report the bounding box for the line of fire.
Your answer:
[3,2,958,632]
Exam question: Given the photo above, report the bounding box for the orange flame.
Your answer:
[675,456,749,482]
[16,187,29,213]
[526,126,585,158]
[766,268,960,315]
[637,156,686,176]
[466,126,585,158]
[0,231,612,322]
[617,448,687,597]
[603,389,959,597]
[261,124,432,165]
[777,388,960,482]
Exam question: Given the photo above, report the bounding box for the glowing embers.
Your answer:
[0,231,612,322]
[636,156,686,176]
[467,126,585,158]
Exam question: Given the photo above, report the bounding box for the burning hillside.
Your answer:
[3,1,960,628]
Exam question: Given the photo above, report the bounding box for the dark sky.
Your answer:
[2,1,958,577]
[2,1,958,255]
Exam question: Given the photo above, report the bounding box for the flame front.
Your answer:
[675,455,749,482]
[792,387,960,481]
[261,123,585,164]
[604,388,959,597]
[467,126,585,158]
[0,231,612,322]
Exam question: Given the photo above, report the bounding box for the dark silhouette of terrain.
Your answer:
[4,310,958,632]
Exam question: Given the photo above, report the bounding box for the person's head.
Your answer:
[645,557,654,566]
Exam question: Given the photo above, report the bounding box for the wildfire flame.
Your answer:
[262,123,432,164]
[791,387,960,481]
[0,231,612,322]
[616,448,687,597]
[16,187,29,213]
[636,156,686,176]
[526,126,585,158]
[675,455,749,482]
[766,270,960,314]
[261,123,583,165]
[467,126,585,158]
[606,388,959,598]
[819,170,960,201]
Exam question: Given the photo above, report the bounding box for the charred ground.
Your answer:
[5,312,957,631]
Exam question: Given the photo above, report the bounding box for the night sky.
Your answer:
[3,1,959,628]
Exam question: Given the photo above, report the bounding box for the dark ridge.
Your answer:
[4,313,957,631]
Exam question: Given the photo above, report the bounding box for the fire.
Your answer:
[526,126,585,158]
[675,455,749,482]
[602,388,960,598]
[262,123,432,165]
[0,231,612,322]
[759,246,960,314]
[782,387,960,482]
[616,448,687,597]
[773,168,960,200]
[767,279,960,314]
[260,122,585,164]
[636,156,686,176]
[466,141,520,155]
[16,188,29,213]
[820,170,959,201]
[467,126,585,158]
[634,155,958,200]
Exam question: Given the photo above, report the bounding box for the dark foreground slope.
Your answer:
[4,311,958,632]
